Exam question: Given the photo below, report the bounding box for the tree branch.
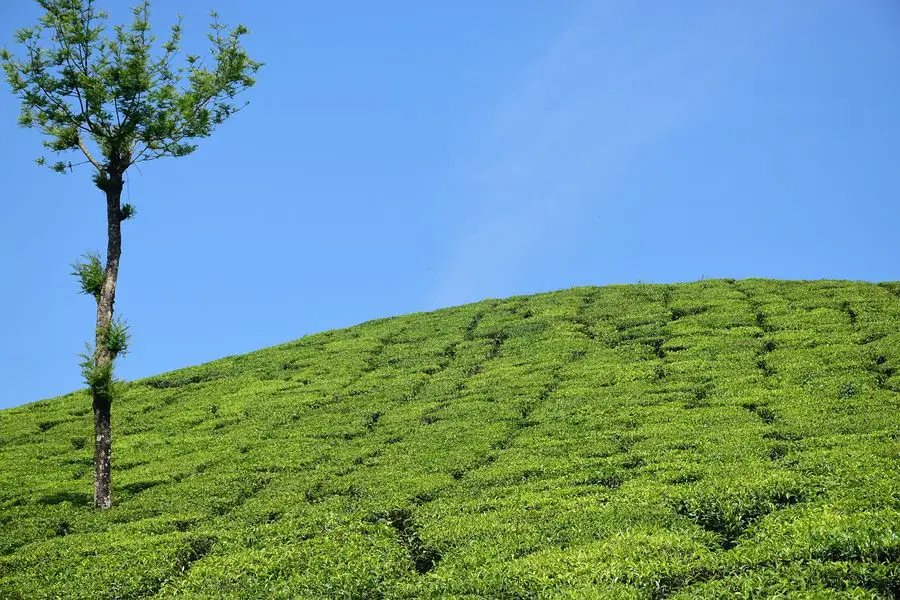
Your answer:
[78,137,104,171]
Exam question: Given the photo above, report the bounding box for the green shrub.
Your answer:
[1,280,898,598]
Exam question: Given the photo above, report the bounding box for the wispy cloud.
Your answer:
[429,1,789,307]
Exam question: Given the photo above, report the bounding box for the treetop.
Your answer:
[1,0,261,179]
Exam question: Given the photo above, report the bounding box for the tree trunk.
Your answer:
[92,172,124,510]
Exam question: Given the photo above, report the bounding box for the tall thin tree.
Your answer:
[1,0,260,509]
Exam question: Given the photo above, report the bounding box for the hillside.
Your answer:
[1,279,898,599]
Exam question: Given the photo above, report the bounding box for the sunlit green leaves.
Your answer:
[0,0,260,175]
[77,343,112,392]
[0,280,898,598]
[104,317,130,356]
[71,251,105,299]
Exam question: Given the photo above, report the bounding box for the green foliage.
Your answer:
[120,202,137,220]
[0,280,898,598]
[103,317,130,356]
[76,316,130,395]
[71,251,105,300]
[77,344,112,393]
[0,0,261,176]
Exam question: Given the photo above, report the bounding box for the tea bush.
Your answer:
[0,279,898,598]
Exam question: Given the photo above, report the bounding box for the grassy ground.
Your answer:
[1,279,898,599]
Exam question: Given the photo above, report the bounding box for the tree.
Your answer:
[1,0,260,509]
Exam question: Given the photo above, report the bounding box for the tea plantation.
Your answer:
[1,279,898,599]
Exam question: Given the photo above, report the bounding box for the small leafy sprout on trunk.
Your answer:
[103,318,131,356]
[72,252,106,300]
[1,0,260,509]
[78,346,113,395]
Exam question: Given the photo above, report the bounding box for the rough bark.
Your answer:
[92,171,124,510]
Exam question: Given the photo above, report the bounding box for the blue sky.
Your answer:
[1,0,898,408]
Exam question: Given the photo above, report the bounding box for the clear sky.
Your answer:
[1,1,898,408]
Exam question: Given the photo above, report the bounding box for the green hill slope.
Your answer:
[1,279,898,599]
